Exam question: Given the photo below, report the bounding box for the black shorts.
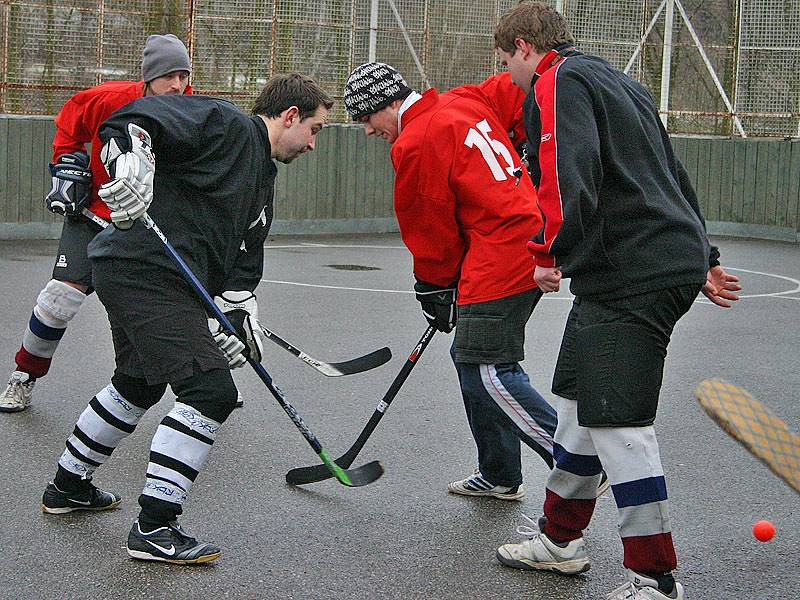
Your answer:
[453,288,542,364]
[552,283,702,427]
[52,216,103,291]
[92,258,229,385]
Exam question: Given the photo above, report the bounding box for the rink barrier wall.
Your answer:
[1,115,798,242]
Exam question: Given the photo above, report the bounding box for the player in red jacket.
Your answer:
[343,62,560,500]
[1,34,192,412]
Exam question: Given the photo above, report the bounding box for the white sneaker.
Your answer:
[606,569,685,599]
[234,390,244,408]
[448,469,524,500]
[496,514,590,575]
[0,371,35,413]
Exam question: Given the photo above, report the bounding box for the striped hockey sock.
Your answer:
[140,402,221,516]
[57,384,146,480]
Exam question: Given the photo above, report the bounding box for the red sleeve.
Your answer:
[390,123,464,287]
[52,90,94,160]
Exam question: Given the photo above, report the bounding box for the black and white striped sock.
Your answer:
[57,384,146,481]
[141,402,221,508]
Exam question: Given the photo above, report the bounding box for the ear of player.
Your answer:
[139,211,384,488]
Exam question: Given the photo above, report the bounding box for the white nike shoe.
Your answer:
[127,520,221,564]
[0,370,35,412]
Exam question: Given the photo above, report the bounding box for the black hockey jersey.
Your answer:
[89,95,277,296]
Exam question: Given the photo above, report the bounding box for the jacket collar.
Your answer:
[399,88,438,131]
[531,43,576,86]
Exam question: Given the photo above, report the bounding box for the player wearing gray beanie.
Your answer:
[141,34,191,83]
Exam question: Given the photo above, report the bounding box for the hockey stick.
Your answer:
[84,210,392,378]
[257,322,391,377]
[286,325,436,485]
[695,378,800,495]
[138,211,382,487]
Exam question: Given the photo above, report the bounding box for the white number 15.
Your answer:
[463,119,517,181]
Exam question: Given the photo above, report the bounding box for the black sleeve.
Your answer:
[222,203,273,292]
[675,158,720,267]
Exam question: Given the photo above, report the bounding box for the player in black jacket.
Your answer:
[492,3,741,599]
[40,74,333,564]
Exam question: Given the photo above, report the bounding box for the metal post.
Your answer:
[555,0,565,13]
[369,0,379,62]
[659,0,675,129]
[96,0,105,86]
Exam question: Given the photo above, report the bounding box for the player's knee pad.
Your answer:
[170,367,237,424]
[575,322,666,427]
[111,371,167,410]
[36,279,86,324]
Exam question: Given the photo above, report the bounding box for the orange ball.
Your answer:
[753,520,776,542]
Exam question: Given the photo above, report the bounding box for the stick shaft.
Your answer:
[141,213,326,456]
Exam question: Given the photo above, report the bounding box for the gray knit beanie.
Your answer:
[141,34,191,82]
[343,62,412,120]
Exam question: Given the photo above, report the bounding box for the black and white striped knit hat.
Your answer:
[343,62,412,120]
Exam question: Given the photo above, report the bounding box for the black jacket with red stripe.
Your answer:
[524,46,715,299]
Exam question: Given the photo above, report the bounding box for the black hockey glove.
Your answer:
[414,279,457,333]
[45,151,92,216]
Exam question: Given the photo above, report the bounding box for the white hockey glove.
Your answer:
[207,319,247,369]
[211,291,264,365]
[98,123,155,229]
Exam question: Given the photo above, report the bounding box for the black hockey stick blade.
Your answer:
[287,326,436,486]
[257,323,391,377]
[341,460,385,487]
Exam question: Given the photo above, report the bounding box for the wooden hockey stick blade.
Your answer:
[257,323,391,377]
[695,378,800,494]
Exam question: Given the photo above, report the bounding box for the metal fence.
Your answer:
[1,0,798,137]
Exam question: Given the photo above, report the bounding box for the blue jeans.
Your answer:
[451,345,557,487]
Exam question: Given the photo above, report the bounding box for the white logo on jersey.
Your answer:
[541,133,552,142]
[464,119,517,181]
[56,255,68,268]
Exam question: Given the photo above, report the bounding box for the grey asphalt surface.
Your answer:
[0,233,798,600]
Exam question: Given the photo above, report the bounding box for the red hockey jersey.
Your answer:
[53,80,192,219]
[447,72,527,155]
[390,89,542,305]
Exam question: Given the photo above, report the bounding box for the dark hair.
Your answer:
[252,73,334,120]
[495,1,574,54]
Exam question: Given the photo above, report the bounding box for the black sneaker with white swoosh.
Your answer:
[127,520,221,564]
[41,481,121,514]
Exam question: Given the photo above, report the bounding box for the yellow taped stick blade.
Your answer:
[695,378,800,495]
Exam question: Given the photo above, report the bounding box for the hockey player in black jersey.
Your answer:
[40,74,333,564]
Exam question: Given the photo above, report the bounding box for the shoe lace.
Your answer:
[606,582,638,600]
[515,513,540,538]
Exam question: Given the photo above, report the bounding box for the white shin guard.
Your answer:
[58,384,146,478]
[142,402,221,506]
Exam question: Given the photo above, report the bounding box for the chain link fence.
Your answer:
[1,0,798,136]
